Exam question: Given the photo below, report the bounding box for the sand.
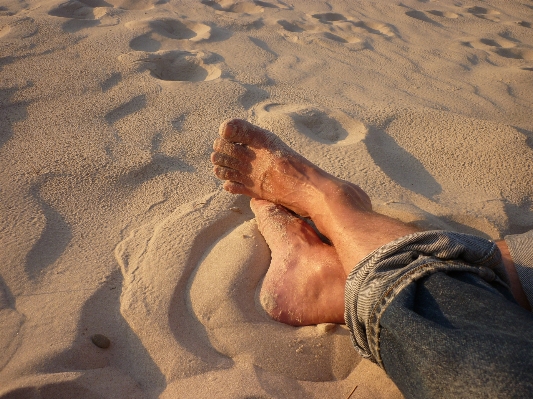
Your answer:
[1,0,532,397]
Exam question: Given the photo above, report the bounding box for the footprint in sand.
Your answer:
[463,36,533,61]
[49,0,103,19]
[311,12,346,23]
[427,10,460,19]
[466,36,517,51]
[494,47,533,61]
[277,13,393,48]
[110,0,164,10]
[314,12,396,39]
[404,10,442,26]
[202,0,264,14]
[48,0,119,31]
[466,6,501,22]
[313,13,380,43]
[277,19,325,34]
[201,0,292,33]
[119,50,223,82]
[254,102,367,146]
[309,12,396,37]
[352,20,395,37]
[49,0,161,25]
[276,20,305,33]
[202,0,289,13]
[126,18,212,52]
[0,16,38,39]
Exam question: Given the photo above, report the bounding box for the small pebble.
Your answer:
[230,207,242,213]
[91,334,111,349]
[317,323,338,334]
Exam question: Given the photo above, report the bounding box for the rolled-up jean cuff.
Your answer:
[344,230,510,368]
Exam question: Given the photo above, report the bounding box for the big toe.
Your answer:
[219,118,275,148]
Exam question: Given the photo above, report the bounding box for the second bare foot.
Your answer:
[252,198,346,326]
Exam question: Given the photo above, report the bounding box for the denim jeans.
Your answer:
[344,231,533,398]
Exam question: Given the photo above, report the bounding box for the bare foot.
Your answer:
[211,118,371,218]
[251,198,346,326]
[212,118,418,273]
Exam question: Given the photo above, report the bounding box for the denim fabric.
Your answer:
[380,271,533,398]
[505,230,533,306]
[344,231,510,366]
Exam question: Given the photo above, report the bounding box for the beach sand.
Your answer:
[1,0,532,397]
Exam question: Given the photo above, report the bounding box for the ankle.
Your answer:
[311,179,372,218]
[306,181,368,241]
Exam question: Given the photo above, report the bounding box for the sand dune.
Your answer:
[1,0,532,397]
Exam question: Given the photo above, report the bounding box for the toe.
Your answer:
[223,181,250,195]
[211,152,251,173]
[213,137,254,160]
[213,165,241,181]
[213,165,253,187]
[219,118,273,147]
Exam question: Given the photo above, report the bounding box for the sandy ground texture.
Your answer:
[1,0,533,397]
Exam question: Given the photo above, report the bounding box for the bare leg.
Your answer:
[496,240,531,311]
[212,118,419,274]
[251,198,346,325]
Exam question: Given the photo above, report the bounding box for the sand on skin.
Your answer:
[1,0,533,397]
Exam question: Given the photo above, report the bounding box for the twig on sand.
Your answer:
[346,384,358,399]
